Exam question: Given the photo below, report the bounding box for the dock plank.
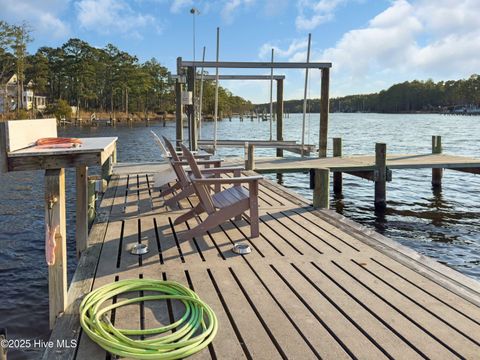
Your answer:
[45,168,480,360]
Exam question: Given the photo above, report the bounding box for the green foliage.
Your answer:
[0,20,253,116]
[47,99,72,120]
[329,76,480,113]
[16,108,29,119]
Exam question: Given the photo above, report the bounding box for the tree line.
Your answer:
[256,75,480,114]
[330,76,480,113]
[0,20,252,118]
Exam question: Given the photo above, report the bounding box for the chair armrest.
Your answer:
[199,166,244,174]
[192,176,263,185]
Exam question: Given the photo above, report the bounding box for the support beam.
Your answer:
[176,57,183,149]
[181,60,332,69]
[197,74,286,80]
[452,167,480,175]
[276,79,284,157]
[312,168,330,209]
[245,144,255,170]
[75,165,88,258]
[432,136,443,187]
[333,138,342,193]
[375,143,387,208]
[345,171,376,181]
[45,168,67,329]
[319,68,330,158]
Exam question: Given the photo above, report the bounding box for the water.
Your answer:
[1,113,479,358]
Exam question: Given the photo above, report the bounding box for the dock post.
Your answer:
[187,66,197,151]
[176,57,184,150]
[432,136,443,187]
[0,328,6,360]
[245,144,255,170]
[87,176,97,227]
[319,68,330,158]
[276,78,284,157]
[102,156,113,183]
[313,168,330,209]
[45,169,67,329]
[333,137,342,193]
[75,165,88,258]
[0,122,7,174]
[375,143,387,208]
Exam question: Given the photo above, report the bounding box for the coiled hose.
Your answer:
[80,279,218,359]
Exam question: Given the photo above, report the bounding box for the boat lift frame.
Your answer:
[175,58,331,157]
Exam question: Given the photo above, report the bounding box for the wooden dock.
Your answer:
[44,166,480,359]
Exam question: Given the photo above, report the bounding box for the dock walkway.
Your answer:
[45,166,480,359]
[240,153,480,173]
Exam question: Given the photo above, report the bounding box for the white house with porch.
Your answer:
[0,73,47,113]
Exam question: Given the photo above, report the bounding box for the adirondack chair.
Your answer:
[174,143,262,240]
[162,137,243,207]
[150,130,209,160]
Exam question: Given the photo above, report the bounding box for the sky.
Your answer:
[0,0,479,103]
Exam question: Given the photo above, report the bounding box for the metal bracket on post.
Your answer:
[374,168,392,182]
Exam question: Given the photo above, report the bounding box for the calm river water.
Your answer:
[1,113,479,358]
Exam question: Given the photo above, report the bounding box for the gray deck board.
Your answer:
[45,167,480,360]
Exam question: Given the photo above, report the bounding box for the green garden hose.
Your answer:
[80,279,218,359]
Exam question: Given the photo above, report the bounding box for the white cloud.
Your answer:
[221,0,255,24]
[285,0,480,96]
[0,0,70,39]
[295,0,345,31]
[170,0,194,14]
[76,0,160,38]
[259,38,309,60]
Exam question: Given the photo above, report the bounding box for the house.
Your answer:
[0,73,47,113]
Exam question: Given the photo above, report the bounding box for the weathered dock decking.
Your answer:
[239,153,480,173]
[45,167,480,359]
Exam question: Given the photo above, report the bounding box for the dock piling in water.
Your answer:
[276,78,284,157]
[432,135,443,187]
[374,143,387,208]
[333,137,342,194]
[312,168,330,209]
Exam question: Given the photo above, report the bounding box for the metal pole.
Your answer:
[301,33,311,158]
[198,46,206,140]
[269,48,274,141]
[213,27,220,154]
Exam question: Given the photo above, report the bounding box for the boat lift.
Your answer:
[175,58,331,158]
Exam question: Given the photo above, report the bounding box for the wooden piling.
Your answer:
[432,136,443,187]
[87,176,96,227]
[313,168,330,209]
[0,328,6,360]
[75,165,88,258]
[187,66,197,150]
[375,143,387,208]
[45,168,67,329]
[176,57,184,150]
[0,122,7,174]
[101,156,112,183]
[319,68,330,158]
[276,79,284,157]
[333,137,342,194]
[245,144,255,170]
